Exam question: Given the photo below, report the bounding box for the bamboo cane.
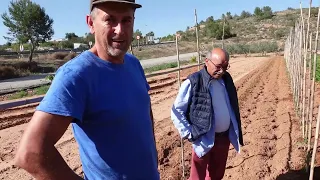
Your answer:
[304,0,313,141]
[175,34,185,180]
[307,5,320,152]
[195,9,200,71]
[306,32,313,142]
[300,1,305,122]
[309,105,320,180]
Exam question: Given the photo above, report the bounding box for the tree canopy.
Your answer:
[1,0,54,62]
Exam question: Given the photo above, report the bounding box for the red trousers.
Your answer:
[189,135,230,180]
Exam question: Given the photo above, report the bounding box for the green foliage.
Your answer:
[7,85,50,100]
[240,11,252,19]
[160,34,174,42]
[205,20,234,40]
[223,41,279,54]
[206,16,214,23]
[146,31,155,36]
[8,91,28,100]
[45,74,55,82]
[226,12,233,20]
[144,61,190,73]
[1,0,54,62]
[34,85,50,95]
[60,41,74,49]
[254,7,263,17]
[274,29,287,40]
[144,62,178,73]
[254,6,273,20]
[65,33,78,40]
[310,7,319,17]
[312,56,320,82]
[84,33,95,44]
[190,56,197,63]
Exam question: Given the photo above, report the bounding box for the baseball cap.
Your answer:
[90,0,142,11]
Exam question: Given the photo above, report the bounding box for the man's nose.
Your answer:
[114,23,124,35]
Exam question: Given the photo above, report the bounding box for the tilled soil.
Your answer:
[0,56,319,180]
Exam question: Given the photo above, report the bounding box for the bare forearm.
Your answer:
[15,146,82,180]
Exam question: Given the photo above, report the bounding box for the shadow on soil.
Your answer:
[276,167,320,180]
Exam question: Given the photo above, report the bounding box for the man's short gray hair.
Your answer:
[90,7,99,20]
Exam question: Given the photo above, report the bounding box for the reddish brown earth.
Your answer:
[0,56,319,180]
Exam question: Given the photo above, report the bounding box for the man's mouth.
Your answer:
[112,39,125,43]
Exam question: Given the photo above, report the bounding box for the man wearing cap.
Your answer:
[171,48,244,180]
[14,1,159,180]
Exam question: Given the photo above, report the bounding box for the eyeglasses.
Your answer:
[207,58,230,70]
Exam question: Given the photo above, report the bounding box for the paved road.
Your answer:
[0,52,199,94]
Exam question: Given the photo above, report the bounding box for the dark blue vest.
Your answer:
[186,66,244,145]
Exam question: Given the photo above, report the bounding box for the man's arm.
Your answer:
[171,79,193,140]
[14,63,88,179]
[14,111,83,180]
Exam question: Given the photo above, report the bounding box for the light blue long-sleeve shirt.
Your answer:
[171,78,241,158]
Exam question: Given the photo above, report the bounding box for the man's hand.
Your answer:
[14,111,83,180]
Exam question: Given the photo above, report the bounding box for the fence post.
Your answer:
[307,4,320,153]
[303,0,312,140]
[195,9,201,71]
[176,34,181,88]
[176,33,185,180]
[309,105,320,180]
[222,17,225,49]
[306,32,313,139]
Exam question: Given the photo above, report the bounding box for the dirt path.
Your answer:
[1,56,312,180]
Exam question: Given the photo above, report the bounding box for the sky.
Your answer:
[0,0,319,45]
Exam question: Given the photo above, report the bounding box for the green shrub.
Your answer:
[190,56,197,63]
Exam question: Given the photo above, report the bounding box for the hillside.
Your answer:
[157,7,319,55]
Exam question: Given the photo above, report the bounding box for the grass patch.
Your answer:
[144,60,192,74]
[310,55,320,82]
[8,91,28,100]
[34,85,50,95]
[144,62,178,73]
[7,85,50,100]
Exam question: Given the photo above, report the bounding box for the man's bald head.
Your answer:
[206,48,229,62]
[204,48,230,79]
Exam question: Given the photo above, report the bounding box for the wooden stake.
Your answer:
[176,34,185,180]
[306,32,313,138]
[222,17,225,49]
[309,105,320,180]
[307,5,320,152]
[176,35,181,87]
[195,9,201,71]
[300,1,305,121]
[303,0,313,140]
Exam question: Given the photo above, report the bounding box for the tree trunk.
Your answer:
[28,43,35,63]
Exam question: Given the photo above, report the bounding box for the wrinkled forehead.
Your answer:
[94,3,135,17]
[211,53,228,64]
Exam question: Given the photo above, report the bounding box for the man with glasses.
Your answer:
[171,48,244,180]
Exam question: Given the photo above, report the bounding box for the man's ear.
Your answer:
[86,15,95,34]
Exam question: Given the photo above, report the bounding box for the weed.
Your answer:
[8,91,28,100]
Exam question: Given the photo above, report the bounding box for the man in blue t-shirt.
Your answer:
[14,1,159,180]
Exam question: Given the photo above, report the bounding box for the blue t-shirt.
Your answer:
[36,51,159,180]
